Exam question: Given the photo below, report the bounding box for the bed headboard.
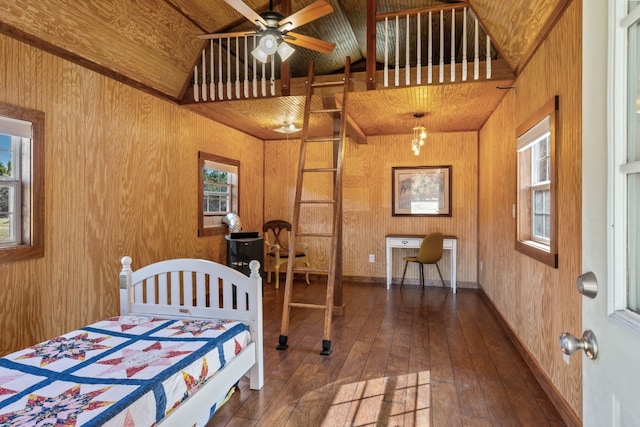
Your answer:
[119,256,262,325]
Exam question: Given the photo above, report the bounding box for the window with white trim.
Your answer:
[516,97,558,268]
[198,151,239,236]
[0,102,44,262]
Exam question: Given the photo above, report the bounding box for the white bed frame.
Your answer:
[119,256,264,427]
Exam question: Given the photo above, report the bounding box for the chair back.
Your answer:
[416,232,444,264]
[263,220,292,251]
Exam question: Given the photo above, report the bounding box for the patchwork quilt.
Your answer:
[0,315,251,426]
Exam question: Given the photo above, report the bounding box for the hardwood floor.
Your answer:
[208,278,565,427]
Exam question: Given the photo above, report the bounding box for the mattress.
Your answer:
[0,315,251,426]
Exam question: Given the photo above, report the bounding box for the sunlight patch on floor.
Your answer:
[321,370,431,426]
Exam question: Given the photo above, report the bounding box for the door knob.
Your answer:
[559,330,599,360]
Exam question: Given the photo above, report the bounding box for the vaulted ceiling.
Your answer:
[0,0,571,140]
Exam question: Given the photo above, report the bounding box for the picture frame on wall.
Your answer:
[392,165,452,216]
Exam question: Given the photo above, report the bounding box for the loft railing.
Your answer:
[192,37,278,102]
[367,1,496,89]
[382,6,491,86]
[191,1,497,102]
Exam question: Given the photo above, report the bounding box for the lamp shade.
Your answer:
[277,42,296,62]
[251,45,270,63]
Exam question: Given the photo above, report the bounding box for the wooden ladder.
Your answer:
[277,57,351,356]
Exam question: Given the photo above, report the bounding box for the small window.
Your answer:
[0,102,45,263]
[198,151,239,236]
[516,96,558,268]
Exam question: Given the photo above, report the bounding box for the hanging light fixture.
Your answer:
[411,113,427,155]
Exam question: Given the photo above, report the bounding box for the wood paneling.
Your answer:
[478,0,581,420]
[0,0,203,98]
[469,0,568,71]
[264,131,478,286]
[0,33,263,356]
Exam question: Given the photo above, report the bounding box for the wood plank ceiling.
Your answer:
[0,0,570,140]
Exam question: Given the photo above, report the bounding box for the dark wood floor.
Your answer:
[208,278,565,427]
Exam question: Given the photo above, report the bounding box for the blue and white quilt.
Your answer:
[0,315,251,426]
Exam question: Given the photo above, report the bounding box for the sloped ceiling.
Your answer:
[0,0,571,140]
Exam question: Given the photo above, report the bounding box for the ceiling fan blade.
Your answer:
[286,32,335,54]
[198,31,257,40]
[279,0,333,31]
[224,0,267,26]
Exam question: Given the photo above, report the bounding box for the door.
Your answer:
[581,1,640,425]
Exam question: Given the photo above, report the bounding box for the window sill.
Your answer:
[515,240,558,268]
[198,225,227,237]
[0,244,44,263]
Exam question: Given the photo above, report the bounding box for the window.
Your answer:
[203,169,231,215]
[0,102,44,262]
[198,151,239,236]
[625,3,640,314]
[611,1,640,321]
[516,96,558,268]
[531,131,551,244]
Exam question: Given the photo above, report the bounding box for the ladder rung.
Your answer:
[302,167,337,172]
[311,80,344,88]
[296,233,332,238]
[311,108,342,114]
[305,137,340,143]
[288,302,329,310]
[299,200,335,204]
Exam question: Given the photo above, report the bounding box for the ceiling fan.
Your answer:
[198,0,336,63]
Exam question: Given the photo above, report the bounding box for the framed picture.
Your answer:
[392,165,452,216]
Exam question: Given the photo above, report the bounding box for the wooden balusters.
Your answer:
[191,35,280,102]
[375,3,494,89]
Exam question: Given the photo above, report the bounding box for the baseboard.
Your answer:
[478,285,582,427]
[343,275,386,284]
[343,276,478,289]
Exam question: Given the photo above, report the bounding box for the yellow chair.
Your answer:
[263,220,310,289]
[400,232,446,289]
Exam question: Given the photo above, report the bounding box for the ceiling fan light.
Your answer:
[251,45,270,63]
[259,33,279,55]
[277,42,296,62]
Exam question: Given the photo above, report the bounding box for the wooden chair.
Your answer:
[262,220,310,289]
[400,232,446,289]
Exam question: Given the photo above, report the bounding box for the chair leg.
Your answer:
[304,260,310,285]
[400,261,409,287]
[435,262,446,288]
[420,264,425,288]
[274,264,280,290]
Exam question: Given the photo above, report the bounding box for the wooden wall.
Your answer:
[478,0,582,418]
[264,131,478,286]
[0,34,264,355]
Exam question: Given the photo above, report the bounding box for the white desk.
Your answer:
[385,234,457,293]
